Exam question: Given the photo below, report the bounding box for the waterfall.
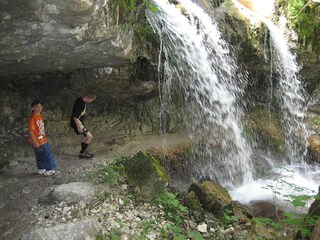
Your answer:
[264,20,308,163]
[147,0,253,187]
[231,0,308,163]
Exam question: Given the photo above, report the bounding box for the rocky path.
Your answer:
[0,134,187,240]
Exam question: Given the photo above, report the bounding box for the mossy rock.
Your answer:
[188,181,232,218]
[244,107,285,155]
[184,191,205,223]
[124,151,170,201]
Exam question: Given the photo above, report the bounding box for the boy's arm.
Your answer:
[29,130,40,149]
[73,117,85,133]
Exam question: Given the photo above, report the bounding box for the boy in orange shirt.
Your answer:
[28,99,59,176]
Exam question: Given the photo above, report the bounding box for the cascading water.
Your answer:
[229,1,317,205]
[232,0,308,164]
[146,0,253,187]
[264,21,308,163]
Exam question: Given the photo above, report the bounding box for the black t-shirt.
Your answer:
[70,97,86,129]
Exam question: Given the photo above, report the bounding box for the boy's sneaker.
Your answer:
[38,169,46,175]
[44,170,56,176]
[79,151,94,159]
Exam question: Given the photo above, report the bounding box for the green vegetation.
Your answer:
[312,116,320,125]
[160,224,205,240]
[153,191,207,239]
[257,167,320,238]
[287,0,320,46]
[252,217,282,230]
[221,209,238,225]
[154,191,188,223]
[91,154,125,187]
[119,0,158,14]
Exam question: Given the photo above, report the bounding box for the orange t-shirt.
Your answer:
[28,113,47,145]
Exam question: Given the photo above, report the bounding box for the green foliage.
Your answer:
[110,229,121,240]
[161,224,186,239]
[287,0,320,43]
[252,217,282,230]
[154,191,188,223]
[123,193,135,205]
[119,0,135,14]
[188,230,205,240]
[97,228,121,240]
[260,168,318,238]
[160,224,205,240]
[221,209,238,225]
[96,191,111,202]
[119,0,158,14]
[154,191,189,223]
[312,116,320,125]
[135,219,156,239]
[92,154,125,187]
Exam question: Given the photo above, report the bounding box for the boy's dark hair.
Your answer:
[31,99,43,107]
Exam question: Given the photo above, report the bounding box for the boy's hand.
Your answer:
[33,142,40,149]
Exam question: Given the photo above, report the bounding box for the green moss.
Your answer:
[120,0,135,14]
[244,107,286,155]
[202,181,232,206]
[125,151,169,186]
[152,157,170,183]
[312,116,320,126]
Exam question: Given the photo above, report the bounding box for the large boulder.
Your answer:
[51,182,98,204]
[124,151,169,201]
[188,181,232,218]
[21,219,101,240]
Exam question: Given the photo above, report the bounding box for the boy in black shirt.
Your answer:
[70,91,97,158]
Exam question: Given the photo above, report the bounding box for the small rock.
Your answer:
[197,223,208,233]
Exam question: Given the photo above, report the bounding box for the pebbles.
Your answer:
[31,189,172,239]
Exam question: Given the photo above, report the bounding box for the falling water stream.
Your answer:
[230,0,318,206]
[146,0,318,205]
[147,0,253,188]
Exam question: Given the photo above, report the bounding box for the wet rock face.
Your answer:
[0,0,135,75]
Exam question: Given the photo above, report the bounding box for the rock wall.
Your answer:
[1,0,319,168]
[0,0,161,168]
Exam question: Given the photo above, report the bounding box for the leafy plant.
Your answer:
[252,217,282,230]
[260,168,319,238]
[93,154,125,186]
[120,0,158,14]
[160,224,187,240]
[287,0,320,44]
[154,191,188,223]
[187,230,205,240]
[96,191,111,202]
[123,193,135,205]
[135,219,156,239]
[221,209,238,225]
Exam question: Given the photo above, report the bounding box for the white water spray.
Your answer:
[229,0,315,204]
[232,0,308,163]
[147,0,253,187]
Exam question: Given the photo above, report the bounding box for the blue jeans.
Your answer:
[33,142,57,171]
